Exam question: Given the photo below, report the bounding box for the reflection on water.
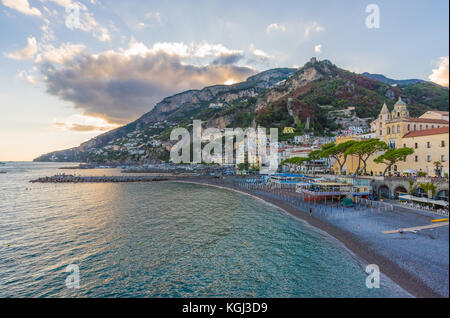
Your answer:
[0,163,410,297]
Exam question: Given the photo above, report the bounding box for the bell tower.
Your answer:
[392,97,409,120]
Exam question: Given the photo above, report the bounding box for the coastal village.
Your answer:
[36,98,449,217]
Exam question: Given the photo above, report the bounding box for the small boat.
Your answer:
[0,171,7,174]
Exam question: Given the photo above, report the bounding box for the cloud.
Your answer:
[5,36,38,60]
[266,23,286,34]
[17,68,38,84]
[428,57,449,87]
[252,49,272,60]
[1,0,42,16]
[314,44,322,54]
[52,115,119,132]
[35,42,86,64]
[40,40,256,124]
[78,10,111,42]
[305,21,325,39]
[212,52,244,65]
[43,0,110,42]
[53,122,114,132]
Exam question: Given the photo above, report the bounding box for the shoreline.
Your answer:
[174,178,443,298]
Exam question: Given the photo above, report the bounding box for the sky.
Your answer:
[0,0,449,161]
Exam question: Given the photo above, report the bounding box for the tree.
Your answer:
[281,156,309,166]
[320,140,357,175]
[433,161,443,177]
[374,147,414,176]
[419,182,437,199]
[345,139,388,175]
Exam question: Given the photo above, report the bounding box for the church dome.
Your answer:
[395,97,406,106]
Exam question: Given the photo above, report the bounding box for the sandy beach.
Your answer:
[175,177,449,298]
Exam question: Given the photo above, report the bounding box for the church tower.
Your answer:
[379,102,390,121]
[391,97,409,120]
[373,102,390,137]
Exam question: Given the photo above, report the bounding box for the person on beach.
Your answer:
[309,207,312,216]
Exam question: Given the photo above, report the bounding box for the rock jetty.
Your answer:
[30,174,169,183]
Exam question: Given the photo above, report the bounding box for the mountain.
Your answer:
[33,68,296,162]
[362,72,426,86]
[34,58,449,163]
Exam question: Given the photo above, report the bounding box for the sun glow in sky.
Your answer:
[224,79,236,85]
[0,0,448,161]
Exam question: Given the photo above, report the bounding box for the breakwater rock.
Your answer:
[30,174,170,183]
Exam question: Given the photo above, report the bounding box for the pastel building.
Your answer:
[336,97,449,176]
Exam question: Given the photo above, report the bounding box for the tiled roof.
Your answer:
[405,118,449,124]
[403,127,449,138]
[426,110,449,115]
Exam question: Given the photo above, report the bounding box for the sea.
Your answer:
[0,162,410,297]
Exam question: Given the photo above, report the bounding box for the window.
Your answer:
[415,156,418,162]
[427,155,431,162]
[387,127,390,134]
[379,130,382,136]
[426,125,429,129]
[414,124,416,131]
[442,155,446,162]
[397,112,400,118]
[407,124,410,131]
[432,125,434,128]
[403,144,406,148]
[442,140,445,147]
[415,143,418,149]
[427,142,431,148]
[420,124,423,130]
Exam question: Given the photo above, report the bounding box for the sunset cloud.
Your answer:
[51,115,119,132]
[35,42,86,64]
[1,0,41,17]
[428,56,449,87]
[41,40,256,124]
[4,36,38,60]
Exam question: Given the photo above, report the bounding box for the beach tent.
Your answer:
[342,198,355,208]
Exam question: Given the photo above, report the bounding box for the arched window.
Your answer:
[414,124,416,131]
[420,124,423,130]
[397,125,400,133]
[397,112,400,118]
[387,127,390,134]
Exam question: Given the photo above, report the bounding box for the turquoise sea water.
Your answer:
[0,163,410,297]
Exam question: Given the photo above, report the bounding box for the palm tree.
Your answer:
[433,161,443,177]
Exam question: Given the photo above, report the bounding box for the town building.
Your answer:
[336,97,449,177]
